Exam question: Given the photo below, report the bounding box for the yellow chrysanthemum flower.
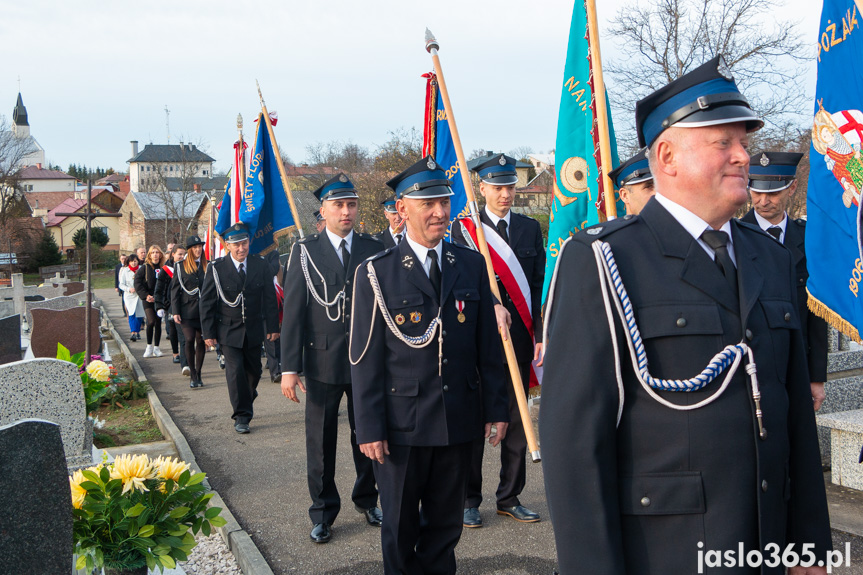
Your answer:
[69,470,87,509]
[154,456,190,482]
[86,360,111,382]
[110,454,156,494]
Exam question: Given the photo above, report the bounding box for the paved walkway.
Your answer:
[98,288,557,574]
[97,287,863,574]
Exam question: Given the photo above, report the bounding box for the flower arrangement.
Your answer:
[57,344,149,414]
[71,453,225,572]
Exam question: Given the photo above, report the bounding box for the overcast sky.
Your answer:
[2,0,819,174]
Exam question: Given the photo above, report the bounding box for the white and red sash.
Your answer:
[161,265,174,278]
[459,217,542,388]
[274,276,284,323]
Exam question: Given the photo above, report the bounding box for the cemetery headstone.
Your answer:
[0,419,73,574]
[0,358,91,470]
[30,307,100,358]
[63,282,85,296]
[0,314,21,365]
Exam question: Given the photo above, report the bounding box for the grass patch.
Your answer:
[22,269,115,289]
[92,398,164,448]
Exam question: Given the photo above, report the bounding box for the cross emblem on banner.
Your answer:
[839,110,863,143]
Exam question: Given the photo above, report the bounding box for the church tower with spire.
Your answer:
[12,93,30,138]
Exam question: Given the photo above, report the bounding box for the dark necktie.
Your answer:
[700,230,737,294]
[340,239,350,272]
[496,219,510,244]
[238,262,246,284]
[427,249,441,301]
[767,226,782,242]
[396,233,403,244]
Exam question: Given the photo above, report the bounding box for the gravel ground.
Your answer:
[180,533,243,575]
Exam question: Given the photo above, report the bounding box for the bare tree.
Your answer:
[607,0,807,154]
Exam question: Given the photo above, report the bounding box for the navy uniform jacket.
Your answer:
[373,228,397,250]
[451,209,546,361]
[540,199,831,574]
[199,255,278,348]
[349,240,510,447]
[741,210,829,382]
[171,261,205,321]
[154,262,174,314]
[281,232,383,385]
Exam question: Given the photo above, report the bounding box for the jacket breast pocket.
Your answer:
[761,299,798,382]
[637,303,723,339]
[386,378,418,432]
[619,472,705,515]
[306,333,328,351]
[452,287,481,323]
[516,247,537,258]
[310,269,337,288]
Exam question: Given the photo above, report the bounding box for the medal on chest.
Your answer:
[456,299,465,323]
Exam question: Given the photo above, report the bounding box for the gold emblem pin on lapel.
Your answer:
[395,314,406,325]
[410,311,422,324]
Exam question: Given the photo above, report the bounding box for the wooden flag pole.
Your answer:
[425,29,540,462]
[586,0,617,220]
[256,81,305,238]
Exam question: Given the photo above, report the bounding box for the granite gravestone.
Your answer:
[0,358,91,469]
[30,307,100,358]
[0,419,73,575]
[63,282,85,296]
[25,293,90,328]
[0,314,21,365]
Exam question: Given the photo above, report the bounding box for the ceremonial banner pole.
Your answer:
[209,196,216,258]
[425,29,540,462]
[586,0,617,220]
[256,81,305,238]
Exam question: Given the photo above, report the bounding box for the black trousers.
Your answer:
[174,320,188,368]
[466,361,530,509]
[264,337,280,380]
[374,442,472,575]
[222,341,262,423]
[304,377,377,525]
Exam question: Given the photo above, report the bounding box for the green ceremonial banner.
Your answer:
[542,0,620,303]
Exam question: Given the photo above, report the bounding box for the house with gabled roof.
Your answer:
[127,141,216,193]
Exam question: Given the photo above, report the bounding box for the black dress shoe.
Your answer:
[234,422,250,434]
[219,355,226,369]
[355,504,382,526]
[310,523,331,543]
[496,504,540,523]
[463,507,483,528]
[173,355,181,364]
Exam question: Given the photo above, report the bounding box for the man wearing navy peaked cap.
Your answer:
[280,173,383,544]
[742,151,829,409]
[451,153,546,528]
[541,56,832,573]
[350,156,510,574]
[199,221,279,434]
[608,147,655,216]
[373,193,404,249]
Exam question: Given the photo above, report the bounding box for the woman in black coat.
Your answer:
[171,235,208,388]
[134,244,165,358]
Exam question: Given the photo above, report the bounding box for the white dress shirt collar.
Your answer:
[405,233,443,278]
[229,254,247,272]
[753,210,787,242]
[484,207,511,228]
[654,193,736,265]
[389,227,404,244]
[325,228,354,264]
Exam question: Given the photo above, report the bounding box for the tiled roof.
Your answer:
[164,176,229,192]
[18,166,76,180]
[128,144,215,164]
[130,191,207,220]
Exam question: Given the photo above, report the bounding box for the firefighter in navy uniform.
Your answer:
[373,193,404,249]
[350,156,510,575]
[450,153,545,528]
[742,151,829,410]
[608,147,655,216]
[540,57,832,574]
[280,174,383,544]
[199,222,279,434]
